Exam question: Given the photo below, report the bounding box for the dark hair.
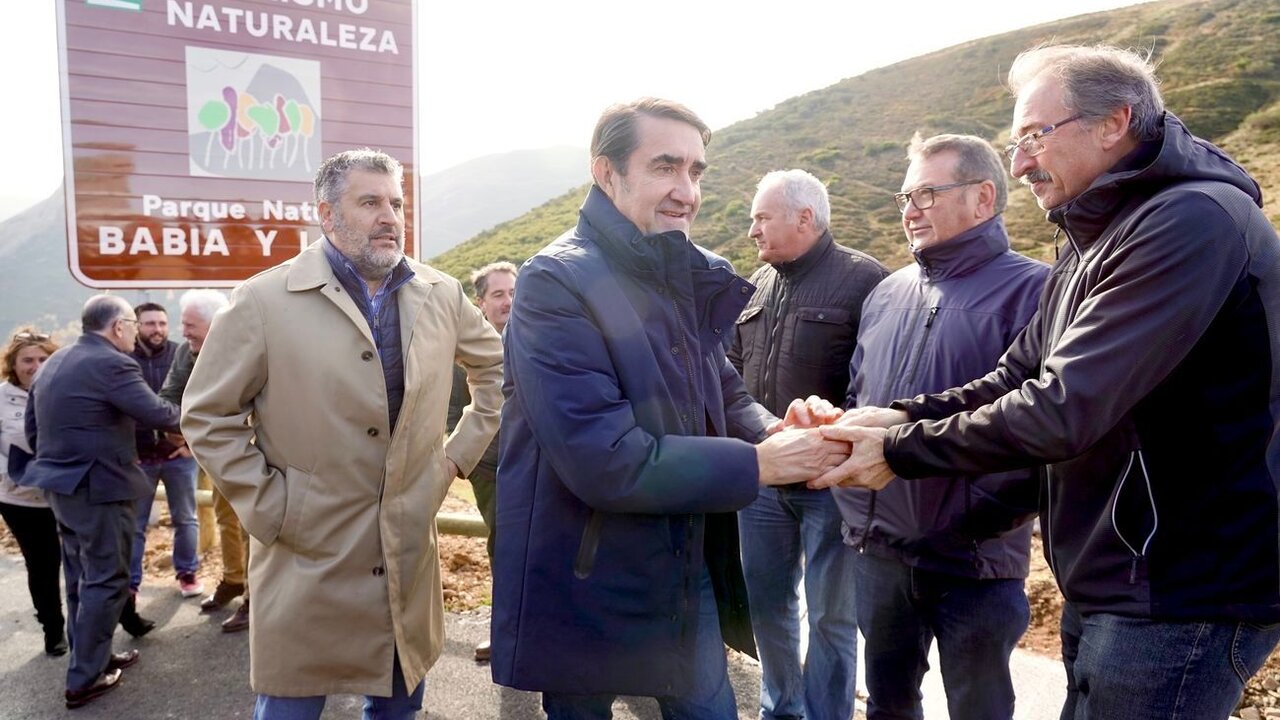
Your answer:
[82,295,131,333]
[1008,44,1164,142]
[591,98,711,176]
[471,262,519,300]
[4,326,59,386]
[906,133,1009,214]
[135,301,167,317]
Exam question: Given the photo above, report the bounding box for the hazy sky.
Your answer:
[4,0,1147,207]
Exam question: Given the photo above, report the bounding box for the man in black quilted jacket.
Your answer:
[727,169,885,720]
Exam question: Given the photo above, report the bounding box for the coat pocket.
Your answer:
[279,465,316,553]
[791,306,853,367]
[573,510,605,579]
[733,305,766,364]
[1110,450,1157,583]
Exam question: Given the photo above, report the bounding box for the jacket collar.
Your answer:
[774,231,834,279]
[285,239,431,293]
[577,185,755,333]
[79,332,120,353]
[913,216,1010,282]
[320,237,415,302]
[283,238,443,348]
[286,239,341,292]
[577,185,704,284]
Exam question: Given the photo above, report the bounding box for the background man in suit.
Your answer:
[23,294,181,708]
[183,148,503,720]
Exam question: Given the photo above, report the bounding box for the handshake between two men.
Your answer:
[754,396,907,491]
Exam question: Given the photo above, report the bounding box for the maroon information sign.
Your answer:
[56,0,418,288]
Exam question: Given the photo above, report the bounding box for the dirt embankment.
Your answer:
[1019,537,1280,716]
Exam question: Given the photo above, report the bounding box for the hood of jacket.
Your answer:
[1049,112,1261,249]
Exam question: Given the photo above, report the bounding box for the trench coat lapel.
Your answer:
[285,241,375,347]
[391,273,437,448]
[397,273,438,352]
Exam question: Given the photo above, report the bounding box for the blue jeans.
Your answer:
[1060,602,1280,720]
[253,651,424,720]
[853,552,1029,720]
[542,572,736,720]
[131,456,199,589]
[738,486,858,720]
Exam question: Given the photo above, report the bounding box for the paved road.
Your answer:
[0,552,1065,719]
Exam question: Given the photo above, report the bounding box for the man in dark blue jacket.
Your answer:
[493,98,848,719]
[23,295,181,709]
[129,301,202,606]
[835,133,1047,720]
[820,45,1280,718]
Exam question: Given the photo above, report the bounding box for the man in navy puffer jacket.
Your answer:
[835,133,1048,720]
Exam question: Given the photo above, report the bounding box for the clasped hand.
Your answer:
[756,397,906,491]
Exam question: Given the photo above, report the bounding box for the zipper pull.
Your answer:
[925,307,938,328]
[1129,557,1138,584]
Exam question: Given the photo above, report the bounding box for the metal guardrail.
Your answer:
[153,486,216,507]
[436,513,488,538]
[153,487,488,537]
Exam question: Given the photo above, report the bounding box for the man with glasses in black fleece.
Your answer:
[820,44,1280,718]
[834,133,1047,720]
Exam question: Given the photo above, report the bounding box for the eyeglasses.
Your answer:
[118,317,140,328]
[12,331,50,342]
[1004,114,1084,160]
[893,180,983,212]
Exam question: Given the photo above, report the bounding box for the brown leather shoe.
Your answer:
[221,599,249,633]
[65,669,122,709]
[107,649,139,671]
[474,639,491,662]
[200,581,245,613]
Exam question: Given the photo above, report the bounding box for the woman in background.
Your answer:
[0,327,65,655]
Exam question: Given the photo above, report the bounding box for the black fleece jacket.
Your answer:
[886,113,1280,623]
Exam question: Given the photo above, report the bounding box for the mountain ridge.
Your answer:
[429,0,1280,285]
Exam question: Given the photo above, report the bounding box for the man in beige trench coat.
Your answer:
[182,148,503,719]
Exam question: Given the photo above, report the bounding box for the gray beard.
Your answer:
[349,250,400,282]
[329,221,403,282]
